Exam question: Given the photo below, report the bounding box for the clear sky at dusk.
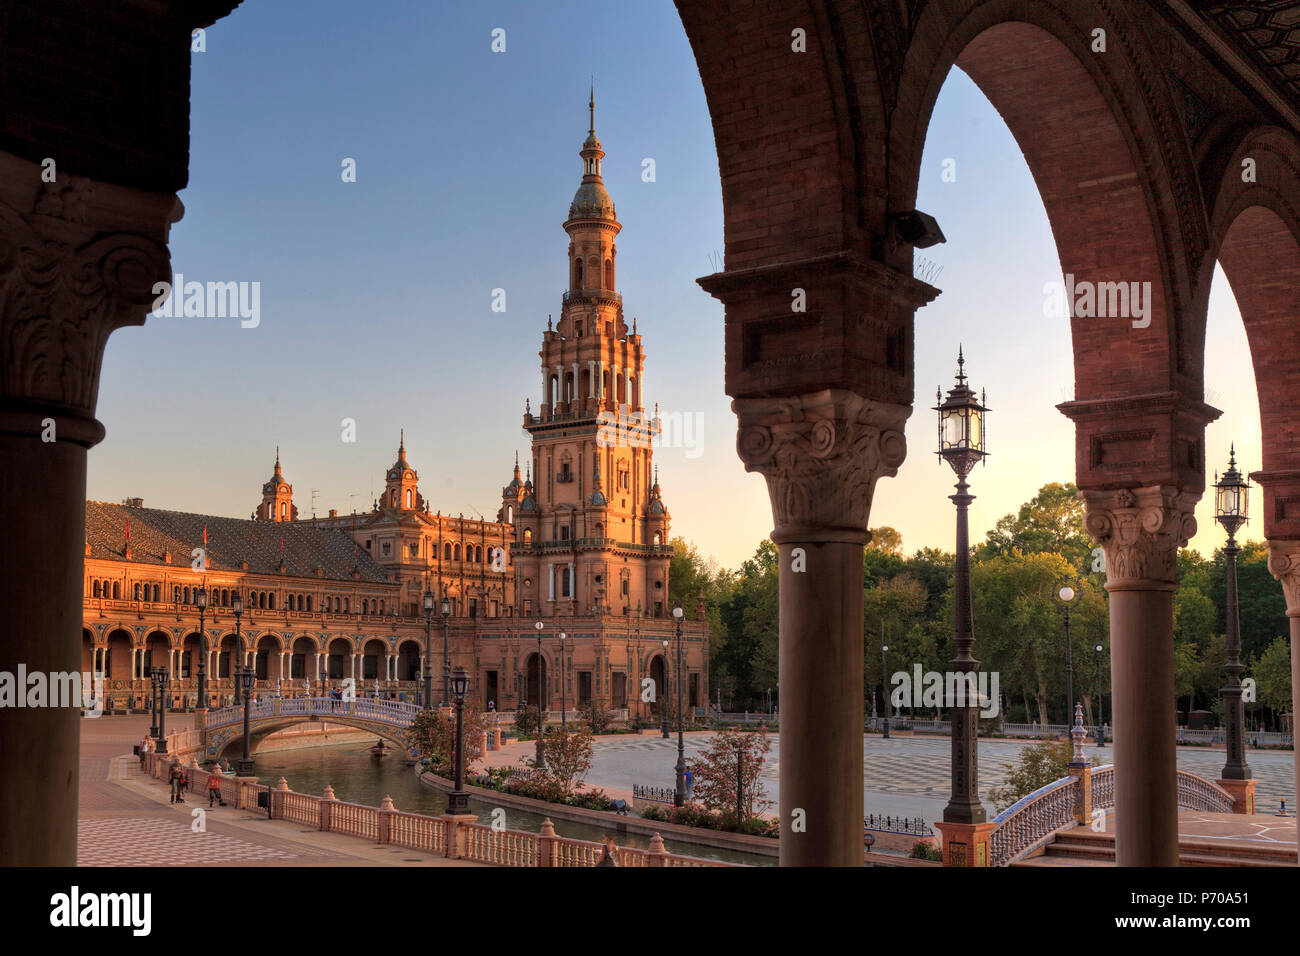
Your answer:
[88,0,1262,571]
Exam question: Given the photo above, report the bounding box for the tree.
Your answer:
[987,738,1097,813]
[689,726,773,830]
[976,482,1092,571]
[867,526,903,555]
[524,723,594,801]
[1252,637,1293,721]
[404,707,489,776]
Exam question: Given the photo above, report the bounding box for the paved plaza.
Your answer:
[554,732,1298,821]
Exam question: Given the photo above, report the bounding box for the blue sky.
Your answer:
[89,0,1261,569]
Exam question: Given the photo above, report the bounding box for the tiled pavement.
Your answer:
[78,715,479,867]
[486,730,1297,822]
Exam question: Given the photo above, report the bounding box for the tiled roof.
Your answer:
[85,501,391,584]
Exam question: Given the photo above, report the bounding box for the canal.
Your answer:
[250,741,774,866]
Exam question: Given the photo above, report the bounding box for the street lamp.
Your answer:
[672,602,686,807]
[440,596,452,707]
[1214,447,1252,782]
[152,667,170,752]
[934,346,990,826]
[660,639,670,739]
[881,644,891,739]
[236,666,255,776]
[559,632,567,732]
[149,664,160,739]
[533,620,545,769]
[422,589,435,711]
[195,586,208,710]
[231,592,244,705]
[447,667,471,815]
[1095,644,1106,748]
[1054,581,1079,727]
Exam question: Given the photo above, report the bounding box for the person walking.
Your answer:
[168,763,183,804]
[684,768,694,801]
[596,836,619,867]
[207,771,223,807]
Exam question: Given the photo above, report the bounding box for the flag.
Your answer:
[203,525,208,547]
[279,534,284,554]
[125,518,130,541]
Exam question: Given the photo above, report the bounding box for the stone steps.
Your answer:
[1013,828,1297,867]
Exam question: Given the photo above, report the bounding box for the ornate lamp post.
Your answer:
[231,592,244,705]
[441,597,452,707]
[421,588,435,711]
[881,641,890,740]
[1054,582,1079,726]
[1214,448,1252,784]
[533,620,545,769]
[660,639,670,739]
[559,632,567,732]
[149,664,160,739]
[672,603,686,807]
[634,602,643,724]
[446,667,471,815]
[1095,644,1106,748]
[156,667,169,752]
[195,586,208,709]
[934,347,990,833]
[236,666,255,776]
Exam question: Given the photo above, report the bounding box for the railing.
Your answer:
[146,735,735,866]
[989,776,1082,867]
[202,696,420,730]
[633,783,675,805]
[1091,765,1115,810]
[1176,770,1236,812]
[864,815,932,836]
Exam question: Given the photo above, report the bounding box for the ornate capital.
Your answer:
[733,389,910,544]
[1266,540,1300,616]
[0,149,178,445]
[1079,486,1199,589]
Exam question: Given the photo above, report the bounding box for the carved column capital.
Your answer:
[1079,486,1199,590]
[1266,540,1300,616]
[0,149,179,446]
[733,389,911,544]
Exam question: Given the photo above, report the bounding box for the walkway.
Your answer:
[77,715,479,867]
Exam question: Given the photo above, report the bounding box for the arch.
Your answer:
[525,652,548,710]
[327,637,352,680]
[362,638,387,682]
[104,629,132,681]
[648,655,667,715]
[574,256,584,288]
[92,581,101,598]
[444,542,453,561]
[143,629,170,675]
[604,256,613,289]
[81,628,96,676]
[397,639,422,681]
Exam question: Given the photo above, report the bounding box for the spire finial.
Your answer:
[589,75,595,134]
[956,345,967,384]
[400,428,405,451]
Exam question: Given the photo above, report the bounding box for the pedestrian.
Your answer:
[596,836,619,867]
[208,770,223,807]
[684,768,694,800]
[179,767,189,794]
[168,763,183,804]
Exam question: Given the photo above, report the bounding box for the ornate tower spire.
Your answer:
[258,448,295,522]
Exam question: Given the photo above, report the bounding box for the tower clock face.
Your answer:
[264,485,273,493]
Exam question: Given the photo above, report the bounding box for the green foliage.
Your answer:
[688,726,773,829]
[403,707,488,776]
[975,483,1092,571]
[523,723,594,801]
[513,705,541,738]
[910,841,943,861]
[987,738,1098,813]
[1252,637,1293,716]
[577,701,614,734]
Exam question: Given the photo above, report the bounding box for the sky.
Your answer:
[88,0,1263,571]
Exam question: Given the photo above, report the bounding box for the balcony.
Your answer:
[561,288,622,307]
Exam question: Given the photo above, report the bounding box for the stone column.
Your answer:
[1266,540,1300,829]
[0,151,176,865]
[734,390,909,866]
[1081,486,1198,866]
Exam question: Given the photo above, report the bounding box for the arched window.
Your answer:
[604,257,613,288]
[379,600,384,614]
[268,593,276,610]
[362,599,368,614]
[306,596,312,612]
[280,501,287,519]
[113,582,121,599]
[152,584,160,601]
[133,583,141,601]
[444,542,452,561]
[507,506,513,523]
[561,567,571,598]
[454,544,461,561]
[221,589,229,606]
[475,546,483,563]
[574,257,583,288]
[653,532,661,545]
[524,529,532,543]
[406,489,412,509]
[93,581,101,598]
[344,598,349,613]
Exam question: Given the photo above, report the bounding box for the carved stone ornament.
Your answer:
[1080,486,1199,589]
[1266,540,1300,616]
[0,149,177,446]
[733,389,911,544]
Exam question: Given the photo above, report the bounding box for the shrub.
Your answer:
[578,702,615,734]
[513,705,542,738]
[910,841,942,861]
[987,738,1099,812]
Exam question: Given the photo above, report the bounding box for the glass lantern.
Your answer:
[1214,445,1249,536]
[934,347,989,476]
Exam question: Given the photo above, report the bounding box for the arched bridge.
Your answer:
[202,697,422,761]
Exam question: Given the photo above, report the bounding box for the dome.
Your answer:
[648,498,665,514]
[591,490,607,507]
[520,496,537,512]
[569,180,616,221]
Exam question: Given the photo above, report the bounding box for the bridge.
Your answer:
[202,696,423,762]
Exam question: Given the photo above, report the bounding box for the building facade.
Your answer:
[81,100,708,719]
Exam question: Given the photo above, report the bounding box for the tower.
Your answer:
[257,447,297,521]
[515,88,672,619]
[383,430,423,512]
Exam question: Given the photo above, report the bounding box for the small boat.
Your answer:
[369,740,391,759]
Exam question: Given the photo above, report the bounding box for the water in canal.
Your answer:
[251,741,773,866]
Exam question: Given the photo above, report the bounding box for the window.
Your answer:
[454,544,461,561]
[152,584,160,601]
[113,582,120,599]
[523,529,532,543]
[382,541,392,556]
[406,489,412,508]
[523,599,532,615]
[621,579,629,596]
[134,583,141,601]
[444,542,452,560]
[560,526,570,541]
[280,501,287,519]
[268,593,276,610]
[561,567,571,598]
[362,599,368,614]
[475,546,482,563]
[93,581,101,598]
[306,595,313,612]
[409,542,419,558]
